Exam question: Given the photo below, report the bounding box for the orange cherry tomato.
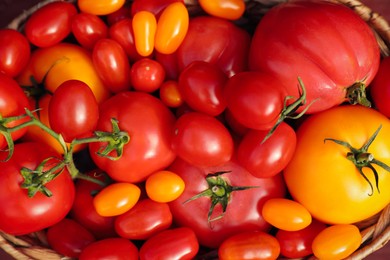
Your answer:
[78,0,126,16]
[155,2,189,54]
[146,170,185,203]
[262,198,312,231]
[312,224,362,259]
[93,182,141,217]
[159,80,183,108]
[132,11,157,57]
[198,0,245,20]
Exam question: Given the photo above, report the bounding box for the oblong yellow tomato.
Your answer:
[312,224,361,259]
[284,105,390,224]
[145,170,185,203]
[78,0,125,16]
[199,0,245,20]
[132,11,157,57]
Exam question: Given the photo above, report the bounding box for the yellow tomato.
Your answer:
[132,11,157,57]
[146,170,185,203]
[199,0,245,20]
[78,0,125,15]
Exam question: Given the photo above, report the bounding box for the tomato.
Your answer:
[171,112,234,167]
[93,182,141,217]
[218,231,280,260]
[312,224,362,259]
[155,51,180,79]
[130,58,166,92]
[89,91,176,183]
[71,12,108,50]
[284,105,390,224]
[79,237,139,260]
[78,0,126,15]
[249,0,380,113]
[49,80,99,143]
[0,142,75,235]
[46,218,96,258]
[159,80,183,108]
[132,11,157,57]
[115,198,173,240]
[92,38,132,93]
[178,61,228,116]
[24,1,77,47]
[130,0,184,17]
[0,29,30,77]
[370,56,390,118]
[145,170,185,202]
[262,198,312,231]
[139,227,199,260]
[276,219,327,259]
[168,157,286,248]
[237,122,296,178]
[199,0,245,20]
[106,5,131,25]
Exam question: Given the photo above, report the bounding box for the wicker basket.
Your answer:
[2,0,390,259]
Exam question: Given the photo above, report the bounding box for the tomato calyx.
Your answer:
[183,171,258,223]
[324,125,390,195]
[346,82,371,107]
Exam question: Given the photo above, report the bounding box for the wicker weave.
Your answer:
[2,0,390,259]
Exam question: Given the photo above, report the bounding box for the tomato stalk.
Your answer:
[346,82,371,107]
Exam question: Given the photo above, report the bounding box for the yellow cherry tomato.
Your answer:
[262,198,312,231]
[78,0,125,15]
[146,170,185,203]
[199,0,245,20]
[132,11,157,57]
[312,224,362,259]
[93,182,141,217]
[159,80,183,108]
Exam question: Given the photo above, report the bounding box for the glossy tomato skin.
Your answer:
[0,142,75,235]
[24,1,77,47]
[284,105,390,224]
[370,56,390,118]
[139,227,199,260]
[168,157,286,248]
[130,58,166,93]
[78,0,126,16]
[89,91,176,183]
[79,237,139,260]
[249,0,380,113]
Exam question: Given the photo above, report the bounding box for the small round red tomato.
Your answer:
[71,12,108,49]
[370,56,390,118]
[49,80,99,143]
[115,198,173,240]
[159,80,183,108]
[130,58,166,92]
[79,238,139,260]
[146,170,185,202]
[139,227,199,260]
[24,1,77,47]
[179,61,228,116]
[0,29,30,77]
[171,112,234,167]
[46,218,96,258]
[78,0,126,15]
[218,231,280,260]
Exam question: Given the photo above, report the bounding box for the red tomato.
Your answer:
[249,0,380,113]
[0,142,75,235]
[89,91,176,183]
[171,112,234,167]
[130,0,184,17]
[71,12,108,49]
[46,218,96,258]
[92,38,132,93]
[24,1,77,47]
[130,58,166,92]
[78,0,126,16]
[139,227,199,260]
[168,157,286,248]
[370,56,390,117]
[79,238,139,260]
[49,80,99,143]
[115,198,173,240]
[106,5,131,25]
[178,61,228,116]
[155,51,180,79]
[0,29,30,77]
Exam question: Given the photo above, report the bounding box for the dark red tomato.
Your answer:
[89,91,176,183]
[237,122,296,178]
[155,51,180,80]
[224,71,287,130]
[219,231,281,260]
[79,238,139,260]
[49,80,99,143]
[115,198,172,240]
[71,12,108,50]
[24,1,78,47]
[0,29,31,77]
[0,142,75,235]
[249,0,380,113]
[178,61,228,116]
[171,112,234,167]
[176,16,251,77]
[46,218,96,258]
[130,58,166,92]
[106,5,131,25]
[370,56,390,118]
[168,157,286,248]
[276,219,327,258]
[130,0,184,17]
[224,109,249,137]
[139,227,199,260]
[92,38,132,93]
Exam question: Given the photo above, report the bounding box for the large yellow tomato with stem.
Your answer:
[284,105,390,224]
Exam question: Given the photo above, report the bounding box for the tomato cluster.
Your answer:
[1,0,390,259]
